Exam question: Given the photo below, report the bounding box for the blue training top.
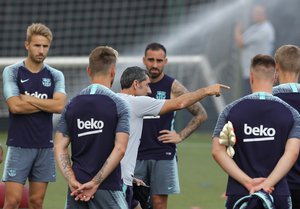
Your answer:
[213,92,300,196]
[56,83,130,191]
[2,61,65,148]
[137,74,176,160]
[273,83,300,190]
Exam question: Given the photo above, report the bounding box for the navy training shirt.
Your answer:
[138,74,176,160]
[213,92,300,196]
[57,83,130,191]
[273,83,300,190]
[3,61,65,148]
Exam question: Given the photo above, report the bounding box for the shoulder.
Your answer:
[44,64,65,78]
[3,61,23,75]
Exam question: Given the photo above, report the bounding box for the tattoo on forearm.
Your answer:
[59,154,72,180]
[92,161,108,184]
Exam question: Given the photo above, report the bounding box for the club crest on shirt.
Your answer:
[156,91,166,100]
[42,78,51,87]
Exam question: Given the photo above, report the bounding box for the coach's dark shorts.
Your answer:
[123,184,139,209]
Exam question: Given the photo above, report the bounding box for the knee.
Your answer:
[152,195,168,209]
[3,198,22,209]
[29,197,43,209]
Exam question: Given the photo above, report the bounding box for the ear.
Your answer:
[164,57,168,64]
[142,56,147,65]
[24,41,29,50]
[110,65,116,78]
[249,71,254,85]
[133,80,139,89]
[273,71,279,84]
[86,67,91,76]
[275,63,280,73]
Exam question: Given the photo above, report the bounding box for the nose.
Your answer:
[38,46,45,53]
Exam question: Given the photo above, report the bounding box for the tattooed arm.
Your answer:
[54,132,81,192]
[158,80,208,144]
[71,132,129,201]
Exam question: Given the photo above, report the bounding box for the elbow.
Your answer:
[117,146,127,159]
[201,111,208,122]
[53,104,65,114]
[9,105,23,114]
[54,107,64,114]
[212,149,219,162]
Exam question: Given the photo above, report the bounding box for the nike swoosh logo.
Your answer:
[20,79,29,83]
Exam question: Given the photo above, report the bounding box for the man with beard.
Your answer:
[2,23,66,209]
[134,43,208,209]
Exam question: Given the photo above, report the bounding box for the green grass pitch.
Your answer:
[0,132,227,209]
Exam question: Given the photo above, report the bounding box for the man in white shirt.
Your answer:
[118,66,229,209]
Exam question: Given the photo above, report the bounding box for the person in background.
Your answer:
[272,44,300,209]
[212,54,300,209]
[135,42,209,209]
[2,23,66,209]
[234,4,275,96]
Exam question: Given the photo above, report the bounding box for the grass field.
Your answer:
[0,132,227,209]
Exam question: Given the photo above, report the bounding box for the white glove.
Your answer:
[219,121,236,158]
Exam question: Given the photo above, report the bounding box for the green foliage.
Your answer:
[0,132,227,209]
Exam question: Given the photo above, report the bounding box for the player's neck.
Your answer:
[24,58,44,73]
[91,76,112,88]
[150,73,164,83]
[251,85,273,94]
[278,72,299,84]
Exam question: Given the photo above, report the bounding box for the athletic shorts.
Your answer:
[226,194,292,209]
[123,184,139,209]
[134,156,180,195]
[65,189,128,209]
[2,146,56,184]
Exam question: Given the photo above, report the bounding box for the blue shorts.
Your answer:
[2,146,56,184]
[65,189,127,209]
[134,156,180,195]
[226,194,292,209]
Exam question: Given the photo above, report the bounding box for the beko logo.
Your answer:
[243,124,275,142]
[25,91,48,99]
[77,118,104,137]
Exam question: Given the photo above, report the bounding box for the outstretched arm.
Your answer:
[159,83,229,115]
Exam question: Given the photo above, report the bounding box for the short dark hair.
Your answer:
[88,46,118,76]
[120,66,148,89]
[145,42,167,56]
[250,54,275,80]
[251,54,275,69]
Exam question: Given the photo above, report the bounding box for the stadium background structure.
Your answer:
[1,0,300,132]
